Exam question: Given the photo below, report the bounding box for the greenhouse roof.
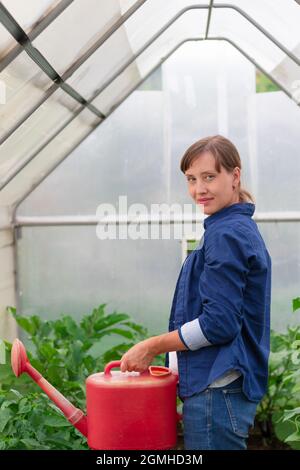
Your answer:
[0,0,300,220]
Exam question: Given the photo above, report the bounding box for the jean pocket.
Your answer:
[222,389,257,438]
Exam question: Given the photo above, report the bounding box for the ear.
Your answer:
[233,167,241,184]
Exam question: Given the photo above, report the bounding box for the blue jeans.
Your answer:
[182,377,258,450]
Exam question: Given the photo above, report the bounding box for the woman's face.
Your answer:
[185,151,241,215]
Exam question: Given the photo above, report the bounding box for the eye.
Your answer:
[205,175,214,181]
[187,177,196,182]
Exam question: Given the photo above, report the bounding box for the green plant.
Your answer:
[0,304,161,449]
[0,390,87,450]
[255,297,300,449]
[274,297,300,447]
[256,70,280,93]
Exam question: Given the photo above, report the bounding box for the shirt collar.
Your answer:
[203,202,255,230]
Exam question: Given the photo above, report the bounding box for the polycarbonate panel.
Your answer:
[0,89,82,185]
[1,0,61,32]
[14,41,300,217]
[0,51,52,140]
[17,40,255,218]
[209,8,287,70]
[251,91,300,212]
[223,0,300,58]
[120,0,140,13]
[209,8,300,102]
[18,90,165,215]
[13,39,300,334]
[133,9,207,76]
[258,221,300,333]
[17,229,182,335]
[162,41,256,208]
[66,24,136,99]
[121,0,209,54]
[271,55,300,103]
[162,42,300,212]
[68,8,207,103]
[0,109,101,207]
[0,23,18,59]
[16,222,300,334]
[0,229,17,342]
[32,0,132,75]
[91,62,141,115]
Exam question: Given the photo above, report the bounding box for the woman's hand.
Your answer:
[120,338,156,373]
[120,331,186,373]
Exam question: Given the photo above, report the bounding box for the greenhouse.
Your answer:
[0,0,300,453]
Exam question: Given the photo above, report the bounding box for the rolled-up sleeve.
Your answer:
[179,225,254,350]
[179,318,212,350]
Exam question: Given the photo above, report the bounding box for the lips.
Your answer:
[198,198,214,203]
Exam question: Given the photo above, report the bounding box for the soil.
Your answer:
[247,427,291,450]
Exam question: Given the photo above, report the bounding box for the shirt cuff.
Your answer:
[179,318,212,351]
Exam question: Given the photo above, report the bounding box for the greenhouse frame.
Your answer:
[1,0,300,454]
[0,1,299,355]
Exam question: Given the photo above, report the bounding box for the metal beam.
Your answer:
[209,37,294,100]
[139,37,294,101]
[12,123,98,216]
[0,3,105,122]
[14,212,300,228]
[0,0,148,144]
[83,4,300,105]
[205,0,214,39]
[0,86,60,144]
[2,31,295,192]
[0,0,74,72]
[59,0,148,83]
[0,106,101,191]
[79,6,211,104]
[14,214,202,227]
[2,2,299,146]
[214,3,300,66]
[11,35,298,216]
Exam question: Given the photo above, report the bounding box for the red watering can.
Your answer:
[11,339,181,450]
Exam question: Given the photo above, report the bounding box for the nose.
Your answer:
[194,180,208,196]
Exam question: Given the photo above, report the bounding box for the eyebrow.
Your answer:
[185,170,215,176]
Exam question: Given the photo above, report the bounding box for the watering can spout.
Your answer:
[11,339,88,438]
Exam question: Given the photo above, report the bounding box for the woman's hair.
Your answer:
[180,135,255,204]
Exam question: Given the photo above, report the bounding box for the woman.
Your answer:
[120,135,271,450]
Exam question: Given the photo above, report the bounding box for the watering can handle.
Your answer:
[104,361,173,377]
[104,361,148,376]
[104,361,122,375]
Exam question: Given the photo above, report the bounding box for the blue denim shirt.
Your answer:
[167,203,271,403]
